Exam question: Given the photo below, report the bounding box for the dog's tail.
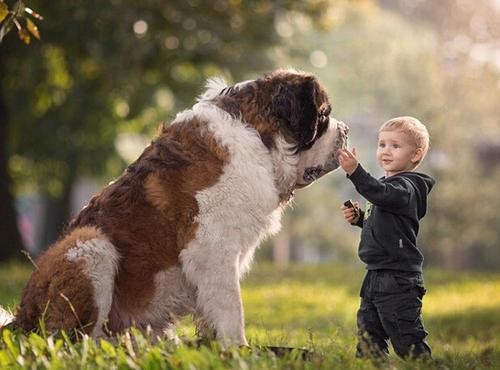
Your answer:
[0,306,15,329]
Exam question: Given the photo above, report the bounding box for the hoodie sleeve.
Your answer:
[347,164,412,211]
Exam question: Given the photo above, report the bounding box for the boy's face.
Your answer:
[376,130,423,177]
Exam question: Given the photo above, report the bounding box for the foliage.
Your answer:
[5,0,332,197]
[0,261,499,369]
[0,0,42,44]
[3,0,500,268]
[3,0,334,249]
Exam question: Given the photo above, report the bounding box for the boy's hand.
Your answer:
[337,148,359,175]
[341,201,360,224]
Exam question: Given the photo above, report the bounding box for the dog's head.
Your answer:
[204,69,349,192]
[264,70,349,189]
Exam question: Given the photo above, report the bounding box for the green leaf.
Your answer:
[28,332,47,354]
[0,2,8,23]
[2,330,19,360]
[100,339,116,357]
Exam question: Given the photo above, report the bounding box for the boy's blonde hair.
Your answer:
[379,116,430,168]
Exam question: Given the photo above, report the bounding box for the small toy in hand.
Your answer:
[344,199,359,220]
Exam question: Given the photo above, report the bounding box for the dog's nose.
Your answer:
[337,120,349,136]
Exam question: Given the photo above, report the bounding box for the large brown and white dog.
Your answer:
[1,70,348,346]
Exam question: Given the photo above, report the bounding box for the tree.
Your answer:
[2,0,333,257]
[0,0,43,260]
[0,40,24,260]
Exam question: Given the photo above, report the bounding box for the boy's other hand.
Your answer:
[341,201,360,224]
[337,148,359,175]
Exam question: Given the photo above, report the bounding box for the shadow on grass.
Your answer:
[427,306,500,342]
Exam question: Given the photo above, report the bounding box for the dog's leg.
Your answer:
[66,238,120,338]
[180,248,248,347]
[194,312,216,341]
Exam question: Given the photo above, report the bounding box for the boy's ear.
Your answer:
[412,148,424,164]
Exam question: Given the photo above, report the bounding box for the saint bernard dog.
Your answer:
[2,69,348,346]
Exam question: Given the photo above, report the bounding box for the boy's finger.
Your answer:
[340,148,354,159]
[347,148,357,158]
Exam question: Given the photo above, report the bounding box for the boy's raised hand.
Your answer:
[337,148,359,175]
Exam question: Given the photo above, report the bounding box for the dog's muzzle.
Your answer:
[297,120,349,188]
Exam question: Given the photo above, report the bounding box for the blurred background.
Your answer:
[1,0,499,271]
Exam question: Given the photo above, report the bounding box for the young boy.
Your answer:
[337,116,435,360]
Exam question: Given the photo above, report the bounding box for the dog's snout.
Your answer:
[337,120,349,136]
[334,120,349,149]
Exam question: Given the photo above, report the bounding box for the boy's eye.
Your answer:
[378,143,385,148]
[392,144,400,148]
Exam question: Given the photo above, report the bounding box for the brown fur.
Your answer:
[214,70,331,153]
[15,227,101,334]
[73,118,227,319]
[15,117,229,332]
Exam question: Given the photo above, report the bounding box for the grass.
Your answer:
[0,261,499,369]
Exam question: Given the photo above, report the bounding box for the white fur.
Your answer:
[169,100,345,346]
[176,102,291,345]
[131,265,196,341]
[272,136,300,192]
[197,77,228,101]
[296,121,337,174]
[66,238,120,337]
[197,77,255,102]
[296,119,347,187]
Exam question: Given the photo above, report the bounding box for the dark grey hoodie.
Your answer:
[348,164,435,272]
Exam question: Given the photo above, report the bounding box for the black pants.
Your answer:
[356,269,432,359]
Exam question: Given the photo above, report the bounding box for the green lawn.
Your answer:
[0,261,498,369]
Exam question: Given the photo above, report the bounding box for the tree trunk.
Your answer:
[0,46,25,261]
[39,155,77,252]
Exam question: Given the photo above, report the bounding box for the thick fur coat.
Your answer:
[2,70,349,346]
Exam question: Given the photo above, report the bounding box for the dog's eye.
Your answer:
[322,106,331,117]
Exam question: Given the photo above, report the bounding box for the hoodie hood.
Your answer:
[398,172,435,218]
[403,172,435,193]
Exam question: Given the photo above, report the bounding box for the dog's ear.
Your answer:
[272,78,320,152]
